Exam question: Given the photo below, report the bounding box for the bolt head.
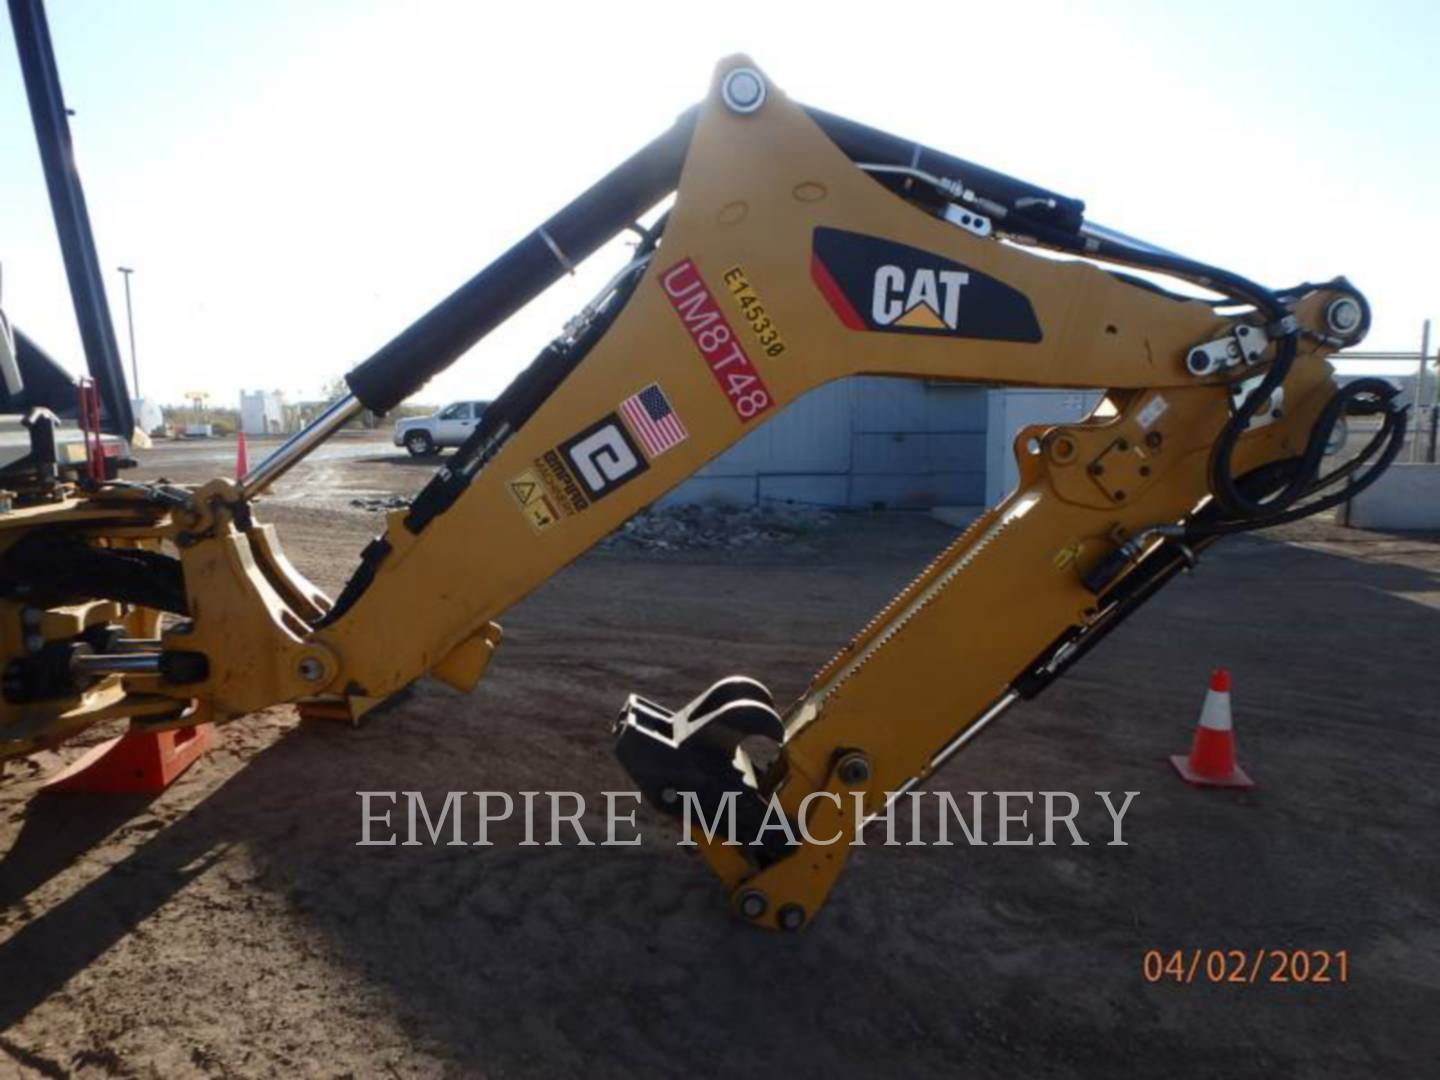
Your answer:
[1326,297,1362,336]
[297,657,325,682]
[720,67,766,114]
[777,903,807,932]
[837,753,871,786]
[737,889,768,920]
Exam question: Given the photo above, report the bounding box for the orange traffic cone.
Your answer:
[1170,668,1254,788]
[235,430,249,479]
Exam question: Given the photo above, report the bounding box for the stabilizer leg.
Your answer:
[41,723,214,794]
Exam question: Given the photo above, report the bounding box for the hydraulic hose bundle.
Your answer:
[862,132,1409,540]
[1021,220,1407,539]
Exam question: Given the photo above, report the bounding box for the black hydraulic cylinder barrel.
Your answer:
[345,109,698,415]
[9,0,134,437]
[804,106,1086,234]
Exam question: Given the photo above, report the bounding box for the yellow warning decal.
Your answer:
[1053,540,1083,570]
[509,468,560,533]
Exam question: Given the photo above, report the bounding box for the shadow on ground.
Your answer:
[3,526,1439,1076]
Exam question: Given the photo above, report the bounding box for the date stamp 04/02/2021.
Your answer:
[1143,949,1350,986]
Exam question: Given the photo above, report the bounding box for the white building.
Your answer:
[130,397,164,436]
[668,377,1096,517]
[240,390,287,435]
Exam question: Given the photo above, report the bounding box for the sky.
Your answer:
[2,0,1437,410]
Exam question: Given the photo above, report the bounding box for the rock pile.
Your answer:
[350,495,412,512]
[601,503,835,551]
[347,493,836,550]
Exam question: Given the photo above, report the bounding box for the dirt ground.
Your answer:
[2,434,1438,1078]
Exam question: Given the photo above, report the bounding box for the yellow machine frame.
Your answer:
[1,59,1400,930]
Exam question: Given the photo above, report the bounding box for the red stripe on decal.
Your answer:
[810,252,866,330]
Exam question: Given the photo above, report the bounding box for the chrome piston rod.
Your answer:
[238,393,366,499]
[858,690,1020,834]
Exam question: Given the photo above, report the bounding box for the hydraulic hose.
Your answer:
[1006,211,1394,533]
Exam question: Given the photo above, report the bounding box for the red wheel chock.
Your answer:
[41,723,215,794]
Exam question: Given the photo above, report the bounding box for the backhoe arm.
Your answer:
[311,60,1252,701]
[290,61,1391,926]
[2,60,1403,933]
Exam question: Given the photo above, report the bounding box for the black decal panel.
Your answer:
[557,413,649,501]
[811,227,1042,343]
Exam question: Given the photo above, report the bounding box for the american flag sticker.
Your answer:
[619,383,689,459]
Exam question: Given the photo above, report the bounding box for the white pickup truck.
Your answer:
[392,400,489,456]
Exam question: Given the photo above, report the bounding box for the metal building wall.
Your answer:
[665,375,988,509]
[984,389,1101,507]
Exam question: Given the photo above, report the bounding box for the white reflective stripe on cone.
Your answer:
[1198,689,1233,732]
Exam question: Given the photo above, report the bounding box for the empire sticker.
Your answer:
[534,450,590,516]
[557,414,648,501]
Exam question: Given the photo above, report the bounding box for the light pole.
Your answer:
[116,266,138,396]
